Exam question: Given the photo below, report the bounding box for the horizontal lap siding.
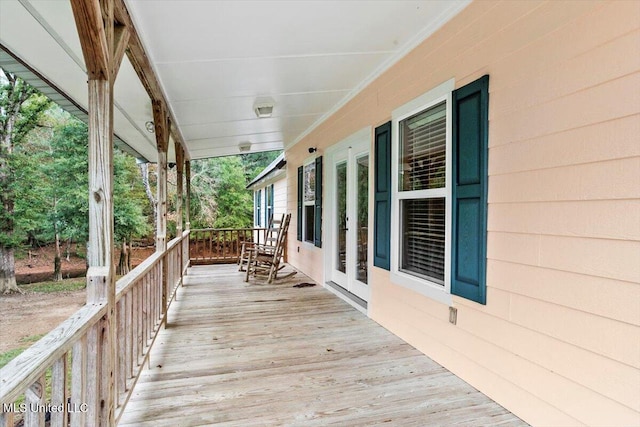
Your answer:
[286,1,640,425]
[273,178,287,215]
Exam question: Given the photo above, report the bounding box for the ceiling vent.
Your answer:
[254,98,275,118]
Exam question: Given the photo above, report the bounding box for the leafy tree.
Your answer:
[44,119,90,279]
[114,150,151,274]
[190,156,248,228]
[188,151,282,229]
[46,119,152,275]
[212,156,253,228]
[240,150,281,182]
[0,70,51,293]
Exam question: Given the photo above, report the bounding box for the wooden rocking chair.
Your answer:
[238,213,284,271]
[244,213,295,284]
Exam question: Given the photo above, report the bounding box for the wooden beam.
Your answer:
[112,24,130,79]
[70,0,110,80]
[152,100,169,153]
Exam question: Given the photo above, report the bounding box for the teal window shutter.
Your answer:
[451,75,489,304]
[270,184,274,212]
[297,166,303,241]
[314,156,323,248]
[374,121,392,270]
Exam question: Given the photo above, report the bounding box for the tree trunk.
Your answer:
[53,231,62,281]
[65,238,72,261]
[0,246,21,294]
[139,162,157,233]
[116,239,130,276]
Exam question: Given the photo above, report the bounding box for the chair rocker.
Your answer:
[238,213,284,272]
[244,213,295,284]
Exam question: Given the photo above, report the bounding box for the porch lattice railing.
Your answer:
[0,230,190,427]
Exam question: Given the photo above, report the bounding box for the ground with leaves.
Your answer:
[0,288,85,354]
[1,244,155,359]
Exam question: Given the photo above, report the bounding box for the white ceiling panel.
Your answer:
[181,115,319,142]
[172,90,348,126]
[127,0,470,159]
[2,0,470,161]
[130,1,462,62]
[188,131,283,151]
[157,53,389,101]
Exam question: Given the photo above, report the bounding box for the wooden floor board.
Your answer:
[119,264,526,426]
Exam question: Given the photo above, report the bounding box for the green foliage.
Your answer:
[11,133,51,245]
[19,277,85,293]
[240,150,281,182]
[188,151,282,229]
[19,333,45,343]
[47,119,90,244]
[0,70,52,249]
[6,104,153,251]
[0,348,25,369]
[191,156,253,228]
[114,150,152,242]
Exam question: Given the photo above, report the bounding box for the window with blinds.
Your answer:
[398,100,447,285]
[401,198,446,284]
[399,101,446,191]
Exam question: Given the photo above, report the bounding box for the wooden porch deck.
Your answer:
[119,264,525,426]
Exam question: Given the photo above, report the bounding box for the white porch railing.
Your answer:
[0,230,190,427]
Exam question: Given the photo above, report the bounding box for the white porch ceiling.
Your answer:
[0,0,470,162]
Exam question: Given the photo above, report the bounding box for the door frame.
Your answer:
[324,127,372,305]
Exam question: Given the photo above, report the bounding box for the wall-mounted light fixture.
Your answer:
[308,147,317,154]
[254,98,275,118]
[145,121,155,133]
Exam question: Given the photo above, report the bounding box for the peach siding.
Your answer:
[285,1,640,425]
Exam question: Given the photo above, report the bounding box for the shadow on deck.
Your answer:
[119,264,525,426]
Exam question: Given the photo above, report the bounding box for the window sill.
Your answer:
[390,270,452,306]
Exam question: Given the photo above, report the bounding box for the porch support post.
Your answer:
[153,100,169,314]
[175,143,184,236]
[185,160,191,231]
[175,144,184,285]
[153,100,169,253]
[70,0,129,423]
[184,159,191,269]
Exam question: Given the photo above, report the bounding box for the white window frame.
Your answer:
[265,183,274,226]
[255,189,262,227]
[302,158,316,246]
[390,78,454,306]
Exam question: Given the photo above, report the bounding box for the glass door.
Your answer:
[328,138,369,301]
